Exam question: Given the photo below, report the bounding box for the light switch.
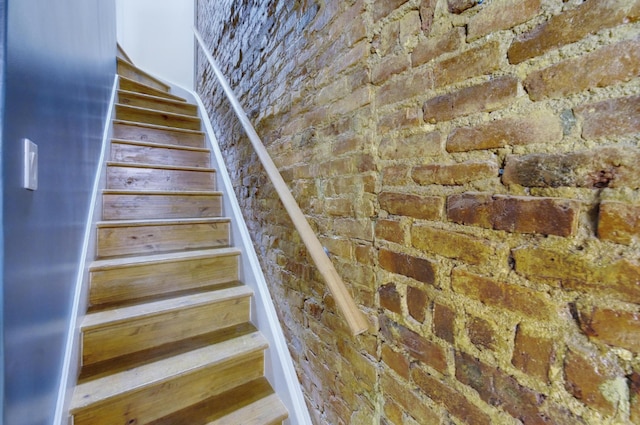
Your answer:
[23,138,38,191]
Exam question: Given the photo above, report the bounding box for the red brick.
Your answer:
[468,0,541,41]
[524,39,640,101]
[379,248,437,286]
[447,0,477,14]
[412,160,498,185]
[512,246,640,304]
[577,307,640,353]
[407,286,428,323]
[575,94,640,140]
[381,165,411,186]
[512,326,553,383]
[433,41,502,88]
[502,146,640,189]
[382,345,410,379]
[455,351,548,424]
[423,76,519,123]
[447,193,580,236]
[598,201,640,245]
[381,372,441,424]
[373,0,409,21]
[419,0,437,35]
[433,303,455,343]
[508,0,640,64]
[379,282,402,314]
[451,268,555,321]
[380,315,447,372]
[377,68,433,107]
[372,54,410,85]
[564,348,621,415]
[447,110,561,152]
[412,366,492,425]
[411,224,501,265]
[412,27,465,67]
[468,316,497,351]
[379,192,444,220]
[379,131,443,160]
[376,219,406,244]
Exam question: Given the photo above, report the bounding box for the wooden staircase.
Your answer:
[68,56,289,425]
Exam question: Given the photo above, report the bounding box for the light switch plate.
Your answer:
[23,138,38,191]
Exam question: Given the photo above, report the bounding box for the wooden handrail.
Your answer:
[194,28,368,336]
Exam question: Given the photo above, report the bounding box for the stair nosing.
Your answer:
[117,58,171,92]
[111,138,209,153]
[81,285,254,330]
[205,393,289,425]
[102,189,222,196]
[118,76,185,102]
[113,119,205,135]
[118,89,198,109]
[90,247,241,271]
[97,217,231,228]
[106,161,216,173]
[116,103,202,122]
[70,332,268,411]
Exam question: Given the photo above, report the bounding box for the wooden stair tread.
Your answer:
[116,103,201,122]
[82,285,253,329]
[70,331,268,411]
[118,89,199,114]
[106,161,216,173]
[111,138,209,152]
[119,76,186,102]
[96,216,230,228]
[117,57,171,92]
[148,378,287,425]
[79,322,258,383]
[102,188,222,195]
[113,119,204,135]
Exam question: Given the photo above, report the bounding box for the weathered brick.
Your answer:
[508,0,640,64]
[468,316,497,351]
[379,131,443,160]
[433,303,455,343]
[372,54,411,85]
[502,146,640,189]
[468,0,541,41]
[575,94,640,140]
[433,41,502,88]
[376,219,406,244]
[598,201,640,245]
[382,165,411,186]
[524,39,640,101]
[447,193,580,236]
[377,68,433,106]
[411,224,500,265]
[423,76,519,123]
[631,371,640,425]
[447,0,477,14]
[377,108,422,135]
[577,307,640,353]
[407,286,428,323]
[379,248,437,285]
[380,315,447,372]
[379,192,444,220]
[382,345,410,379]
[379,282,402,314]
[381,372,441,424]
[412,27,465,67]
[412,366,492,425]
[512,326,553,383]
[373,0,409,21]
[447,110,562,152]
[513,246,640,304]
[333,217,374,241]
[564,348,622,415]
[451,268,555,321]
[412,160,498,185]
[455,351,548,424]
[419,0,437,35]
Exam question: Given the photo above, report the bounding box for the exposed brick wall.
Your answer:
[196,0,640,423]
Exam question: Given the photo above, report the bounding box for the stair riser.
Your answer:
[113,121,205,148]
[103,193,222,220]
[89,254,239,307]
[82,295,251,365]
[117,60,170,92]
[111,142,210,168]
[96,221,230,258]
[72,353,264,425]
[118,91,198,116]
[106,166,216,191]
[119,77,184,102]
[116,105,201,131]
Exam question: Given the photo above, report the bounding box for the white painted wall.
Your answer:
[116,0,194,89]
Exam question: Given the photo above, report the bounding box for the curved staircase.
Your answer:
[68,56,289,425]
